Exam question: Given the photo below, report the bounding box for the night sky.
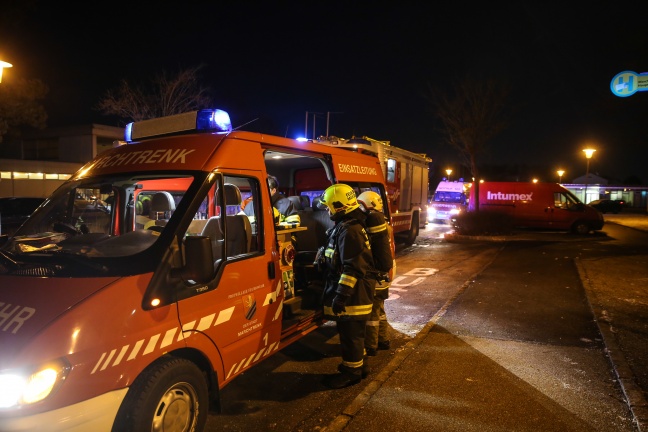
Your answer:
[1,1,647,183]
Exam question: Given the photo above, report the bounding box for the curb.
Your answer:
[444,232,604,242]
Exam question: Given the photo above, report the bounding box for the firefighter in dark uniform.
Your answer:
[242,175,300,226]
[267,175,300,225]
[357,191,394,356]
[317,184,375,389]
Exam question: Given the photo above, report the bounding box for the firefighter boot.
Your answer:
[337,358,370,379]
[362,356,371,378]
[325,364,362,389]
[377,340,391,350]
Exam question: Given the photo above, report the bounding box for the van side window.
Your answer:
[554,192,567,209]
[555,192,580,210]
[200,175,260,262]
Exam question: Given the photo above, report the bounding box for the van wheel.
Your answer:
[404,213,419,246]
[112,357,208,432]
[572,221,590,235]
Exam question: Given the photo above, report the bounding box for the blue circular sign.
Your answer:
[610,70,638,97]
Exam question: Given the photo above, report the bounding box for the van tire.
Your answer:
[572,221,590,235]
[404,213,419,246]
[112,356,208,432]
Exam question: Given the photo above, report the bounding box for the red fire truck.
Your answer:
[314,136,431,245]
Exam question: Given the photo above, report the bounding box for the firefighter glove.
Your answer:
[332,294,348,315]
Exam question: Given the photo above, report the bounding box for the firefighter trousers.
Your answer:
[365,296,388,351]
[336,320,366,376]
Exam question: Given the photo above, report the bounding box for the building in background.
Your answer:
[0,124,123,197]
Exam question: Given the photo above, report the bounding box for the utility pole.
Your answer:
[305,111,323,139]
[306,111,343,140]
[325,111,344,137]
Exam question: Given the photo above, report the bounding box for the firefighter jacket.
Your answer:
[365,209,394,301]
[271,193,301,225]
[322,209,375,320]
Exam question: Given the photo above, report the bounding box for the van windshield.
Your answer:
[0,172,205,277]
[433,191,466,203]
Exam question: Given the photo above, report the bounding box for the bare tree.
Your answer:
[96,65,213,123]
[427,76,511,210]
[0,77,48,143]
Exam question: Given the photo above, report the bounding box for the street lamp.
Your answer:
[0,60,12,83]
[557,169,565,183]
[582,148,596,203]
[445,169,452,181]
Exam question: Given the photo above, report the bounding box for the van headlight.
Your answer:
[0,359,70,408]
[450,208,462,215]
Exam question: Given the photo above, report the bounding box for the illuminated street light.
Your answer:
[532,178,538,183]
[445,169,452,181]
[0,60,12,83]
[582,148,596,203]
[557,169,565,183]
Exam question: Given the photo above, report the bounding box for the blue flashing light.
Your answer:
[196,109,232,132]
[124,109,232,142]
[124,122,133,141]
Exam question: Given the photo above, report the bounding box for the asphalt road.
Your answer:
[205,215,648,432]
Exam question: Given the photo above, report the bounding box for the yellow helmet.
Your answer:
[357,191,383,212]
[320,184,359,215]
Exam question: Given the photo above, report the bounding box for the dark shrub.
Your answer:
[451,211,515,235]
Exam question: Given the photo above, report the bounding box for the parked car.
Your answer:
[0,196,46,236]
[589,198,624,214]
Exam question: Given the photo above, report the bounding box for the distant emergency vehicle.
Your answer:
[314,135,431,245]
[427,179,468,223]
[0,109,392,431]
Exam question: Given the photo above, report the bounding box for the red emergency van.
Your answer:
[0,109,391,431]
[468,181,604,234]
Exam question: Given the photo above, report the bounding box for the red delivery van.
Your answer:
[468,181,604,234]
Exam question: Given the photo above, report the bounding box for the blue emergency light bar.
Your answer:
[124,109,232,142]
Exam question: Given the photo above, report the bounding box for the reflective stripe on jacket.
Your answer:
[322,210,375,320]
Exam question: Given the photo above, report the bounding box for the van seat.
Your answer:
[287,196,304,211]
[293,199,333,252]
[145,192,175,230]
[299,195,312,211]
[223,183,252,256]
[135,196,152,229]
[201,216,224,262]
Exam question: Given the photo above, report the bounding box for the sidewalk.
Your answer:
[601,212,648,232]
[578,212,648,431]
[323,212,648,432]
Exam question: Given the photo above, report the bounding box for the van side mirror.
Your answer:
[173,235,214,284]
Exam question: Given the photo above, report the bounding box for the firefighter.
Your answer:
[242,175,301,226]
[318,184,375,389]
[267,175,300,225]
[357,190,394,356]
